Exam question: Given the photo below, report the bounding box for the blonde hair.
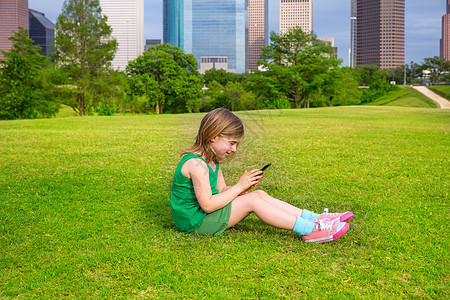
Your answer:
[183,108,244,163]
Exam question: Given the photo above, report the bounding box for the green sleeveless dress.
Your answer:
[170,153,219,233]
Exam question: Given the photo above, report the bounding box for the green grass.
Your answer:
[1,107,449,298]
[428,85,450,101]
[366,87,438,108]
[54,104,78,118]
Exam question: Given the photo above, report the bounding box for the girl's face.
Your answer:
[210,136,241,161]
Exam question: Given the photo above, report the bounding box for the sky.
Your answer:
[28,0,444,66]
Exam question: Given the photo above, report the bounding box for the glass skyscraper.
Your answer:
[29,9,54,57]
[164,0,248,74]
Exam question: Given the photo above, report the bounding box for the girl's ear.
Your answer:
[211,136,220,143]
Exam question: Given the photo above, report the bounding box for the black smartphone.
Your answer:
[261,163,271,171]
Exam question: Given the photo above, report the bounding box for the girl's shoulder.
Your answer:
[181,155,209,179]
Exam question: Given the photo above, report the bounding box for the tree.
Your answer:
[126,44,203,114]
[203,68,236,86]
[354,65,385,86]
[354,65,396,103]
[422,56,450,83]
[251,27,341,108]
[321,67,362,107]
[0,28,59,119]
[53,0,118,116]
[200,81,257,111]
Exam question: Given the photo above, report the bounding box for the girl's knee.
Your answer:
[252,189,268,199]
[237,191,262,206]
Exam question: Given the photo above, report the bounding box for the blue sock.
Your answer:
[292,217,316,235]
[301,209,321,221]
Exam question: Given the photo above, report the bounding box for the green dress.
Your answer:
[170,153,219,233]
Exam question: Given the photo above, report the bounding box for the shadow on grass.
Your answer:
[140,190,174,231]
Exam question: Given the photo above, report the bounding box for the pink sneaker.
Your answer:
[302,219,349,243]
[318,208,354,223]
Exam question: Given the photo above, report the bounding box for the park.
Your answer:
[1,1,449,298]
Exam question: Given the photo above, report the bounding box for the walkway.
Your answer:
[413,86,450,109]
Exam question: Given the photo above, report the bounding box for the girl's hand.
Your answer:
[237,169,263,193]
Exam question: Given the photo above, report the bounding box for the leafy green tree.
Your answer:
[408,62,425,84]
[384,62,424,86]
[385,65,407,85]
[321,67,362,107]
[200,80,225,111]
[0,28,59,119]
[251,27,340,108]
[422,56,450,83]
[53,0,118,116]
[126,44,203,114]
[203,68,236,86]
[354,65,396,103]
[244,74,291,109]
[354,65,385,86]
[225,82,257,111]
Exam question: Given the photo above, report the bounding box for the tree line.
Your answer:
[1,0,448,120]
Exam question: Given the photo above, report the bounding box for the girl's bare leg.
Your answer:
[227,190,297,229]
[253,190,303,216]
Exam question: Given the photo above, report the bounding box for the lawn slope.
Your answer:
[365,87,438,108]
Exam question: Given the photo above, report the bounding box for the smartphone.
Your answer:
[261,163,271,171]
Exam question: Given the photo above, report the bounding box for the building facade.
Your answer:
[29,9,54,56]
[280,0,312,35]
[145,39,162,51]
[0,0,29,59]
[355,0,405,69]
[248,0,268,71]
[164,0,248,74]
[99,0,144,70]
[349,0,357,67]
[317,37,337,59]
[441,0,450,60]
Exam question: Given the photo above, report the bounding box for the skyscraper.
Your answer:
[441,0,450,61]
[99,0,144,70]
[248,0,268,71]
[29,9,54,56]
[0,0,29,59]
[349,0,357,67]
[280,0,312,35]
[164,0,248,74]
[355,0,405,69]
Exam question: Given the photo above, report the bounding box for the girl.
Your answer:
[170,108,353,243]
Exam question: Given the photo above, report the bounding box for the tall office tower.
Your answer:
[355,0,405,69]
[441,0,450,60]
[349,0,357,67]
[0,0,29,59]
[164,0,248,74]
[280,0,312,35]
[248,0,268,72]
[29,9,54,56]
[99,0,144,70]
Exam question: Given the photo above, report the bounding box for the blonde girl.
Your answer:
[170,108,352,243]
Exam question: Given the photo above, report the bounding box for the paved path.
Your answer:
[413,86,450,109]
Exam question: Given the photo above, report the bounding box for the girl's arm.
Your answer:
[216,165,264,195]
[216,164,228,192]
[184,158,262,213]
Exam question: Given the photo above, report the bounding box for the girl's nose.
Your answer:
[231,144,237,152]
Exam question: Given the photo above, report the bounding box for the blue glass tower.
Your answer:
[164,0,248,74]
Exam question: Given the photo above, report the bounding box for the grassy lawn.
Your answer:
[1,107,448,298]
[366,87,438,108]
[428,85,450,101]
